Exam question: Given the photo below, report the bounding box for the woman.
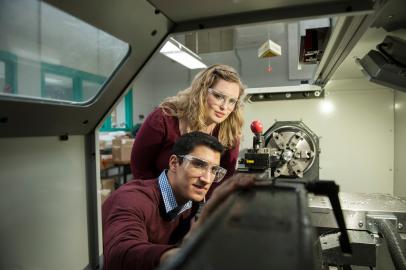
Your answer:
[130,64,245,193]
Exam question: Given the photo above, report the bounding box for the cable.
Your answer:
[376,219,406,270]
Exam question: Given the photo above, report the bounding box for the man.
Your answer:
[103,131,254,270]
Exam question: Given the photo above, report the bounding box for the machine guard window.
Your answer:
[0,0,129,104]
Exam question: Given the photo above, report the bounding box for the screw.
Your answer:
[398,223,403,230]
[358,221,364,228]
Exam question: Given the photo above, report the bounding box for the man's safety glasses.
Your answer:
[178,154,227,183]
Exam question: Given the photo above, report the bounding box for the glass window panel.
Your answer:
[82,81,102,102]
[0,0,128,104]
[43,73,73,100]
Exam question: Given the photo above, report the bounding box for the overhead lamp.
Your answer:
[160,37,207,69]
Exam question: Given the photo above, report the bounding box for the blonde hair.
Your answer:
[159,64,245,149]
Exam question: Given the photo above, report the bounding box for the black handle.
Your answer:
[306,180,352,254]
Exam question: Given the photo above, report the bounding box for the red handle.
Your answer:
[250,120,263,134]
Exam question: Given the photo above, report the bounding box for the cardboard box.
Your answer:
[102,178,115,192]
[99,140,107,151]
[100,189,112,204]
[100,154,114,170]
[112,138,134,163]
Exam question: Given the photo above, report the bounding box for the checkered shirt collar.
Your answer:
[158,170,192,216]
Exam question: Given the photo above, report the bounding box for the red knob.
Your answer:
[250,120,263,134]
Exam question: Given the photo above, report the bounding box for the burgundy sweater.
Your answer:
[130,108,240,194]
[102,179,197,270]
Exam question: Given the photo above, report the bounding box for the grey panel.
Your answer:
[394,90,406,197]
[0,136,89,270]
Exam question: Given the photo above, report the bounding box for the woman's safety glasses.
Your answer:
[178,154,227,183]
[208,88,239,109]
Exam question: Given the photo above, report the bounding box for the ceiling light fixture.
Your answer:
[160,37,207,69]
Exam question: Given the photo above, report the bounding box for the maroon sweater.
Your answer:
[102,179,197,270]
[130,108,240,194]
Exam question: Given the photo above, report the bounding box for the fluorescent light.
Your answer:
[160,41,180,53]
[160,38,207,69]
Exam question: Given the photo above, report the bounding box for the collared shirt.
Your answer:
[158,170,192,217]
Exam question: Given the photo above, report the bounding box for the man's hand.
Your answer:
[160,247,180,264]
[192,173,255,231]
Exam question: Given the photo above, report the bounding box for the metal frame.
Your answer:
[84,133,100,269]
[170,1,375,33]
[313,0,388,86]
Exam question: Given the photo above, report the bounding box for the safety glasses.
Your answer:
[178,154,227,183]
[208,88,239,109]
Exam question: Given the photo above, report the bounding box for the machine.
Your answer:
[242,120,319,181]
[159,121,406,270]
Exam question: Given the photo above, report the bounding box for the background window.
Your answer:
[0,51,17,94]
[43,73,73,100]
[100,90,133,132]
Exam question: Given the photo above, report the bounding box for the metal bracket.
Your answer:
[366,214,397,234]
